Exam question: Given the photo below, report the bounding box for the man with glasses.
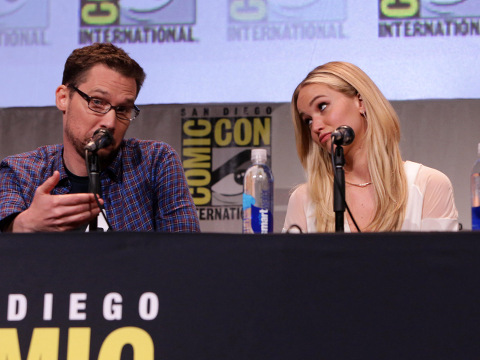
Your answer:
[0,43,200,232]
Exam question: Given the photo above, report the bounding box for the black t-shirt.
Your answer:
[65,165,89,194]
[65,166,93,232]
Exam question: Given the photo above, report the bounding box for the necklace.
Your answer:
[345,180,373,188]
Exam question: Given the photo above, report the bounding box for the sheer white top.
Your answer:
[283,161,459,233]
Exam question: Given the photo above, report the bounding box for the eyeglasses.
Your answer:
[68,84,140,122]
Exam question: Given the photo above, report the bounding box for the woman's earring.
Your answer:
[361,111,367,119]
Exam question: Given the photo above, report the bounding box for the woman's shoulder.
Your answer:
[284,183,311,233]
[405,161,453,191]
[286,183,311,216]
[289,183,309,200]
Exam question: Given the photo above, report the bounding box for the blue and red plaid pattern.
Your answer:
[0,139,200,232]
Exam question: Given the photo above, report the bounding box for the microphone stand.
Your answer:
[87,151,100,232]
[333,144,346,232]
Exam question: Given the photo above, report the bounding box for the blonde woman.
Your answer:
[283,61,458,233]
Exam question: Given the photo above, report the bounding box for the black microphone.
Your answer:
[331,125,355,146]
[85,129,113,152]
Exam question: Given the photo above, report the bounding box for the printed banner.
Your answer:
[2,232,480,359]
[180,105,273,232]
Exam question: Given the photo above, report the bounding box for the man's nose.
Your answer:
[99,108,118,128]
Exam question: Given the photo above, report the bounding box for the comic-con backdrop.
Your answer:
[1,100,480,232]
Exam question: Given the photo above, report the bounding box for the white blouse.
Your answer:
[283,161,459,233]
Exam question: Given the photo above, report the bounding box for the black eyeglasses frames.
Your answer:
[68,84,140,122]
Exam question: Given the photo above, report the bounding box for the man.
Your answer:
[0,43,200,232]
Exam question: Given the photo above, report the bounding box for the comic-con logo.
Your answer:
[181,106,272,222]
[79,0,197,44]
[227,0,347,41]
[379,0,420,19]
[1,292,159,359]
[380,0,480,19]
[80,0,195,26]
[0,0,49,46]
[379,0,480,37]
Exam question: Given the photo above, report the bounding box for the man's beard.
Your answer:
[97,146,120,171]
[65,125,119,171]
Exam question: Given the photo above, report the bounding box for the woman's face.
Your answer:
[296,83,366,152]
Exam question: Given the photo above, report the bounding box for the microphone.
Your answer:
[85,129,113,152]
[331,125,355,146]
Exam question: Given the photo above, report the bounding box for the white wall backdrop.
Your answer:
[1,0,480,107]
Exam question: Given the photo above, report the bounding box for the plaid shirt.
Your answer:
[0,139,200,232]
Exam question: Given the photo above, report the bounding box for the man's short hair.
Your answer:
[62,43,146,96]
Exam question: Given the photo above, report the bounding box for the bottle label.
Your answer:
[251,205,273,233]
[243,193,273,233]
[473,206,480,230]
[243,193,255,211]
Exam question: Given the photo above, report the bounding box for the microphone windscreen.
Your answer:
[332,125,355,146]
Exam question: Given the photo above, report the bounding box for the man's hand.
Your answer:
[11,171,103,232]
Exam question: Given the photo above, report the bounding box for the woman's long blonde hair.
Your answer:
[291,61,408,232]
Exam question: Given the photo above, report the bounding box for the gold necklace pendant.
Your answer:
[345,181,373,188]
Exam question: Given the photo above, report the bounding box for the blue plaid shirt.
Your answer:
[0,139,200,232]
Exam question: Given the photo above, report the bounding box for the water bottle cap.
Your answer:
[251,148,267,163]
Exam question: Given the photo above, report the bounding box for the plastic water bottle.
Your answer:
[472,143,480,230]
[243,149,274,233]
